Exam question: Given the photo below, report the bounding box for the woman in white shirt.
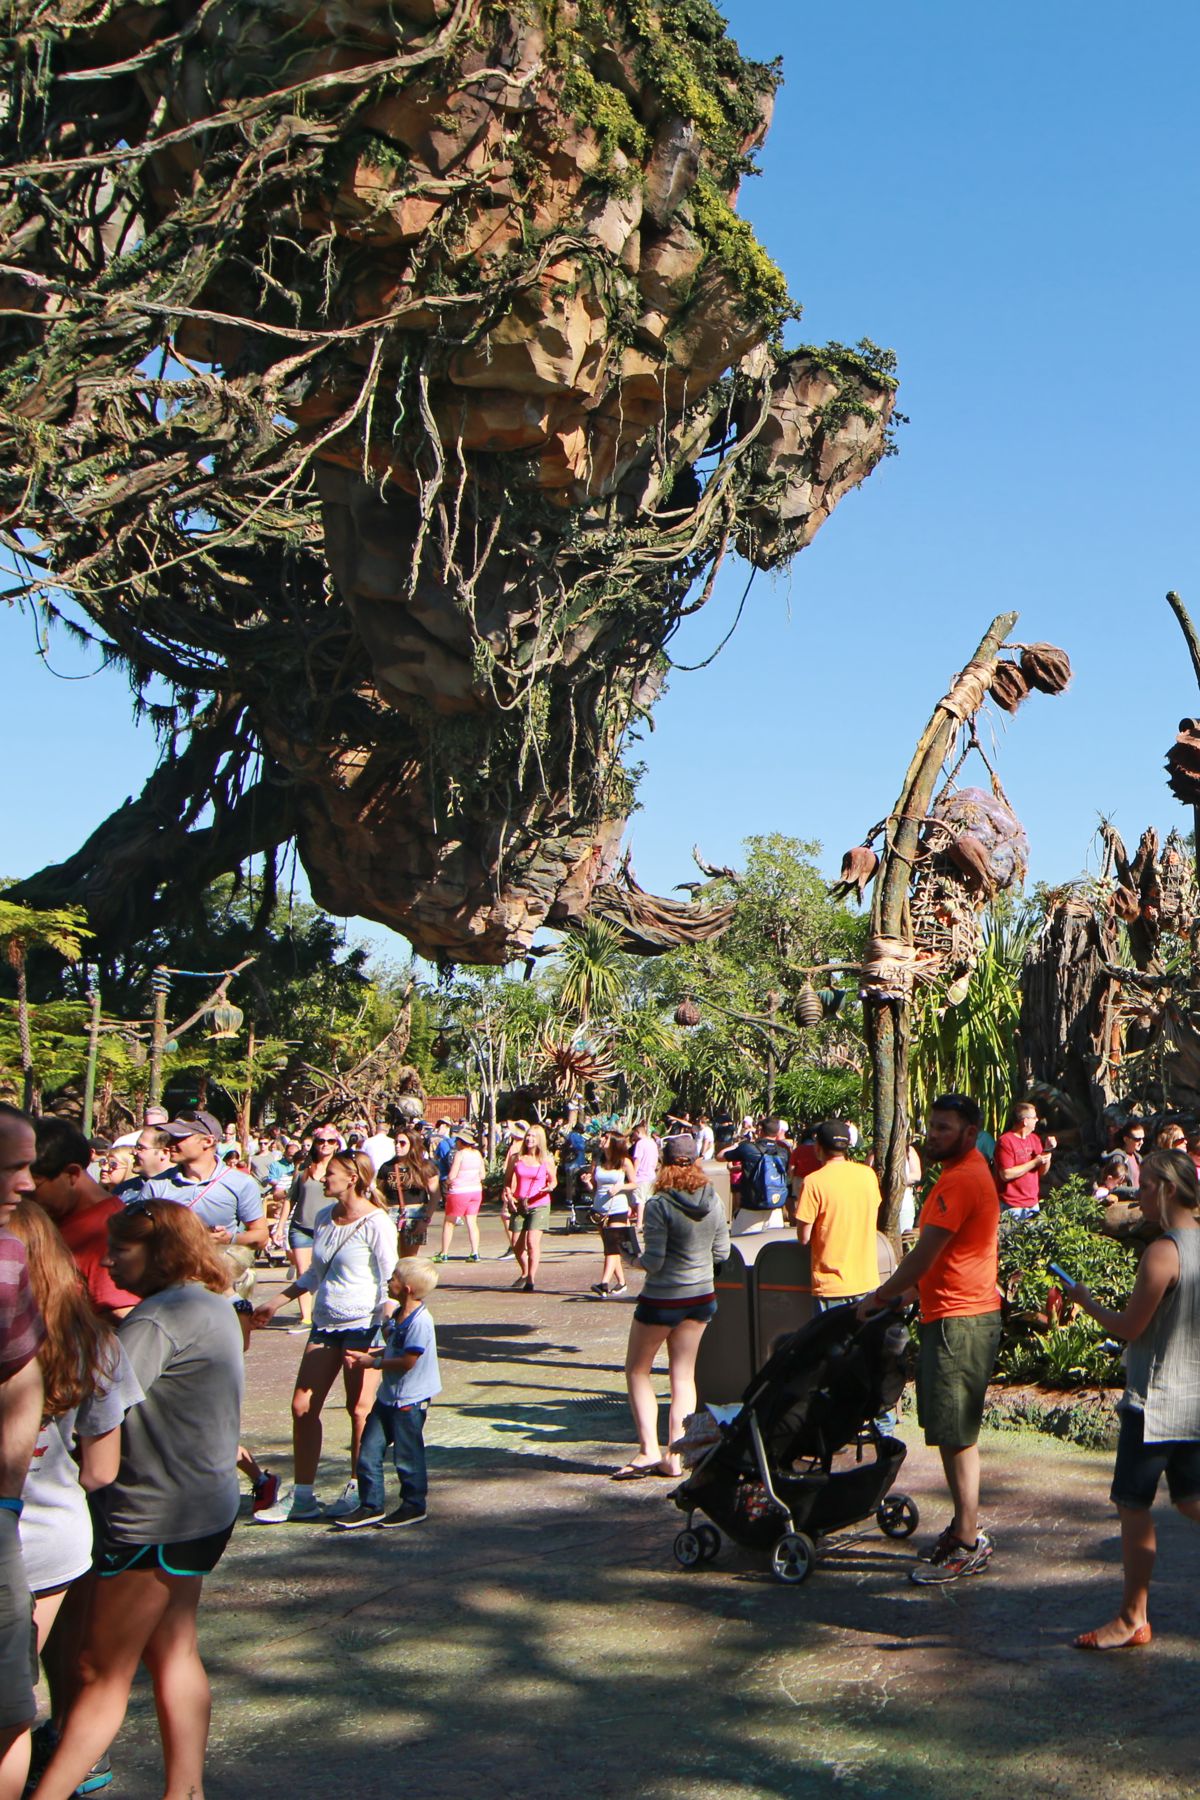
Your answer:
[252,1150,398,1522]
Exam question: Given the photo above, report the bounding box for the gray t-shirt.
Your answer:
[100,1284,244,1544]
[289,1171,329,1233]
[20,1341,144,1591]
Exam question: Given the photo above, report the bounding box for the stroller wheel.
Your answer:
[695,1524,720,1564]
[673,1528,705,1569]
[876,1492,920,1539]
[770,1530,816,1585]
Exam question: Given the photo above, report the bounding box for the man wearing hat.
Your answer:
[794,1120,883,1310]
[139,1109,268,1261]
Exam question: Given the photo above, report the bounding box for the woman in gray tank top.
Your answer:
[1067,1148,1200,1649]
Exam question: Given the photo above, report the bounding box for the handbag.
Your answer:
[620,1222,642,1260]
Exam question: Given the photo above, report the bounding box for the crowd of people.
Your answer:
[2,1081,1200,1797]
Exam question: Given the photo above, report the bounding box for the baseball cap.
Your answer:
[163,1109,223,1142]
[815,1119,853,1152]
[664,1133,698,1163]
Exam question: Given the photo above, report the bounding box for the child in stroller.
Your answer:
[671,1301,916,1583]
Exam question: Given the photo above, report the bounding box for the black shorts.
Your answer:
[1110,1406,1200,1510]
[633,1296,717,1328]
[308,1323,378,1351]
[96,1520,235,1579]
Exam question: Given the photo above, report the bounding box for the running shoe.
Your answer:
[590,1282,611,1297]
[332,1506,385,1531]
[916,1523,958,1563]
[379,1502,427,1529]
[251,1485,323,1524]
[324,1479,361,1519]
[608,1281,629,1296]
[498,1247,516,1260]
[431,1253,448,1263]
[909,1530,993,1585]
[252,1471,281,1515]
[74,1754,114,1794]
[466,1252,481,1262]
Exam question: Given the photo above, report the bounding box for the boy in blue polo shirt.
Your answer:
[336,1258,441,1530]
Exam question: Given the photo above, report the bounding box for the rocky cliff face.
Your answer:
[0,0,896,961]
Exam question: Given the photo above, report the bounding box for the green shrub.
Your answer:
[995,1176,1136,1389]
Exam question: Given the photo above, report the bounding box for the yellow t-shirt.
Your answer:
[795,1160,882,1297]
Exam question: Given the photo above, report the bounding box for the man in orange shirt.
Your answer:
[860,1093,1001,1584]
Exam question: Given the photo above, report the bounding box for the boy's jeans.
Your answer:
[357,1401,429,1511]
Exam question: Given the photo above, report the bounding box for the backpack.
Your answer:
[750,1143,789,1209]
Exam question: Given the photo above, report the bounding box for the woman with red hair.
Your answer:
[34,1198,243,1800]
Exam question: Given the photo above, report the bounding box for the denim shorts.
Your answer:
[288,1223,315,1250]
[1110,1405,1200,1510]
[633,1296,717,1328]
[309,1323,378,1351]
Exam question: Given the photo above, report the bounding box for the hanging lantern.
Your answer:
[989,661,1029,714]
[793,982,823,1028]
[674,998,701,1028]
[206,1000,244,1040]
[1018,642,1072,695]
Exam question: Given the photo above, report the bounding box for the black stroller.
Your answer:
[671,1303,918,1584]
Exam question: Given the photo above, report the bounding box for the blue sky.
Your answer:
[4,1,1200,962]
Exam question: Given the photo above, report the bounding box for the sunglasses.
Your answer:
[117,1203,156,1230]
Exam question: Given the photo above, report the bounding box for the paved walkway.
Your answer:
[91,1218,1200,1799]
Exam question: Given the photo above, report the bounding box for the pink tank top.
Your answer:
[447,1146,484,1195]
[513,1157,552,1203]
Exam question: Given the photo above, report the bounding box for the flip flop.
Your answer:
[1073,1622,1152,1650]
[611,1463,661,1481]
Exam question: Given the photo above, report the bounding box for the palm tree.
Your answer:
[909,900,1038,1136]
[0,897,91,1108]
[552,919,631,1025]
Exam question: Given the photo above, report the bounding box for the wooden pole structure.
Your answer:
[238,1020,255,1149]
[865,612,1018,1236]
[148,966,171,1107]
[82,979,101,1138]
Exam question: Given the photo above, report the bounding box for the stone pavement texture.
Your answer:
[87,1217,1200,1799]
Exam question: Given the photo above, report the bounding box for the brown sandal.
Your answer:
[1073,1622,1152,1650]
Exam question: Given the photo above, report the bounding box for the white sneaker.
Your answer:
[323,1479,361,1519]
[251,1484,324,1524]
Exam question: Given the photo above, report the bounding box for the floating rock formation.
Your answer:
[0,0,896,961]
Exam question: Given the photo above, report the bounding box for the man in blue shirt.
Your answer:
[140,1110,268,1255]
[431,1120,456,1185]
[555,1120,588,1231]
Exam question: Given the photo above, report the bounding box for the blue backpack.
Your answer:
[750,1144,790,1209]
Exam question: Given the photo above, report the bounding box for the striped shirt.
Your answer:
[0,1230,43,1378]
